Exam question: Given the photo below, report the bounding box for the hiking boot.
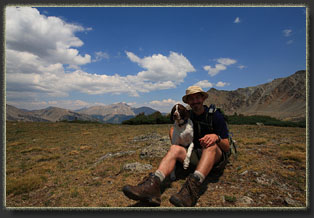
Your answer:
[169,174,202,207]
[122,173,161,206]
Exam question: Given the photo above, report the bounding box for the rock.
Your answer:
[221,195,226,203]
[284,197,302,207]
[252,171,259,176]
[140,144,169,159]
[140,137,170,159]
[239,170,248,176]
[133,133,163,142]
[259,194,267,199]
[237,196,254,206]
[132,133,171,159]
[256,174,273,185]
[94,150,136,166]
[123,162,152,172]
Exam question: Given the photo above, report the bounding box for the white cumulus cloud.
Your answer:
[6,99,105,111]
[149,99,179,107]
[203,58,237,76]
[216,81,230,87]
[283,29,292,37]
[217,58,237,66]
[126,51,195,83]
[148,99,181,113]
[203,64,226,77]
[6,7,91,67]
[194,80,213,89]
[238,65,247,69]
[282,29,293,45]
[92,51,110,62]
[5,7,196,106]
[234,17,241,24]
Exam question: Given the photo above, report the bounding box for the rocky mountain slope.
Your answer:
[6,105,97,122]
[76,103,157,124]
[6,103,157,124]
[204,70,306,121]
[6,104,50,122]
[132,106,158,116]
[77,103,135,117]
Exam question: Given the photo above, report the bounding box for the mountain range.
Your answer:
[6,103,158,124]
[204,70,306,121]
[75,103,157,123]
[6,70,306,123]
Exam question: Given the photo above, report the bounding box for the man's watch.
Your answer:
[216,135,221,144]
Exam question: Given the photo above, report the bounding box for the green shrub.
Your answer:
[227,114,305,128]
[224,195,237,203]
[122,112,171,125]
[123,109,305,127]
[59,120,100,124]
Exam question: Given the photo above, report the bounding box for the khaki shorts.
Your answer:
[174,146,230,178]
[190,148,230,173]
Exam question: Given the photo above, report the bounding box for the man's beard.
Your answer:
[191,102,202,111]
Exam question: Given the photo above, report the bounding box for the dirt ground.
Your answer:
[5,122,307,209]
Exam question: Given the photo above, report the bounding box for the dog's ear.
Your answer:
[184,107,190,119]
[178,104,189,120]
[170,106,176,122]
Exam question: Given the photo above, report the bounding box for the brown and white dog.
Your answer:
[170,104,194,171]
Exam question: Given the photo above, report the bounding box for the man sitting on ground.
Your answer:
[122,86,230,207]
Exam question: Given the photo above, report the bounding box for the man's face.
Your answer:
[187,93,205,112]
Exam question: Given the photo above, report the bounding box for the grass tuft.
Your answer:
[7,174,45,196]
[21,147,43,153]
[224,195,237,203]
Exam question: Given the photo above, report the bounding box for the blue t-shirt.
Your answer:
[190,105,229,149]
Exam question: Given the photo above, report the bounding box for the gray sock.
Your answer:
[154,170,165,182]
[194,170,205,183]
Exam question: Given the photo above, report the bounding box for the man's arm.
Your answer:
[216,136,230,153]
[169,126,174,141]
[199,134,230,153]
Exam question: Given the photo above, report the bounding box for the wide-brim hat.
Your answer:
[182,86,209,103]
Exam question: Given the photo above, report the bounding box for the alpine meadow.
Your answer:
[6,122,306,207]
[4,6,308,209]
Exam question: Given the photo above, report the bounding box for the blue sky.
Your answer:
[5,6,306,112]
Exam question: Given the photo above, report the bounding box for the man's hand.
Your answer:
[199,134,220,148]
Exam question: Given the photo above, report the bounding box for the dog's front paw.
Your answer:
[183,157,190,169]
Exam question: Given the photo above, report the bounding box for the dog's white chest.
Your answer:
[172,119,193,147]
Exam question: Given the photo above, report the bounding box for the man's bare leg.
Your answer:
[195,144,223,178]
[169,144,223,207]
[122,129,188,206]
[156,145,187,178]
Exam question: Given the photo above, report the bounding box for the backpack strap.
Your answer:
[207,104,216,133]
[208,104,216,114]
[189,105,216,140]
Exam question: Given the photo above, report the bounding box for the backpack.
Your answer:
[190,104,238,159]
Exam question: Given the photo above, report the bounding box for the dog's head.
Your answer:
[170,104,190,125]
